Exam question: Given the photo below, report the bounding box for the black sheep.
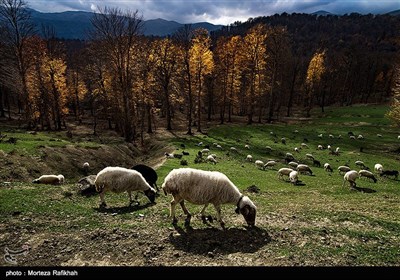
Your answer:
[131,164,159,192]
[380,170,399,179]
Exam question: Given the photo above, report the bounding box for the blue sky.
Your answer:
[27,0,400,25]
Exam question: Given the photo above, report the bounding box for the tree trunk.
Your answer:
[147,103,153,133]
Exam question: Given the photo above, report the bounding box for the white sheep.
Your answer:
[201,148,210,155]
[264,160,277,169]
[95,166,156,208]
[355,160,366,169]
[377,134,382,138]
[197,142,203,146]
[329,134,334,139]
[349,135,356,140]
[206,155,217,164]
[335,147,340,153]
[288,161,298,169]
[165,152,175,159]
[327,145,332,151]
[374,163,383,174]
[358,170,377,183]
[265,146,273,151]
[318,134,323,138]
[277,168,293,180]
[294,147,300,153]
[317,145,324,150]
[216,144,222,149]
[357,134,364,140]
[230,147,238,152]
[338,166,351,174]
[297,164,313,175]
[398,135,400,140]
[343,170,359,188]
[161,168,257,228]
[324,163,333,173]
[246,155,253,162]
[289,170,299,185]
[305,153,314,160]
[338,135,342,139]
[255,160,264,170]
[83,162,90,171]
[301,143,309,149]
[245,144,250,149]
[32,174,65,185]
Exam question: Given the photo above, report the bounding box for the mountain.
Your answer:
[311,10,333,16]
[27,9,223,39]
[386,9,400,16]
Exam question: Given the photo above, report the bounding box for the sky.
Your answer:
[27,0,400,25]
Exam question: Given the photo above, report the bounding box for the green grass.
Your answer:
[1,104,399,265]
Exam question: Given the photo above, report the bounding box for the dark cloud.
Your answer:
[27,0,400,25]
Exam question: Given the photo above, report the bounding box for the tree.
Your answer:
[387,64,400,126]
[189,28,214,133]
[0,0,35,125]
[305,49,326,117]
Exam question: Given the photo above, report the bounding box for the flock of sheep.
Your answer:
[30,131,399,229]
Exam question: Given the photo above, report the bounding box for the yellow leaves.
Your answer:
[189,28,214,83]
[306,50,326,89]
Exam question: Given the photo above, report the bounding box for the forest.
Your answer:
[1,0,400,143]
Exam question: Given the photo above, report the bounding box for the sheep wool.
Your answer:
[161,168,256,228]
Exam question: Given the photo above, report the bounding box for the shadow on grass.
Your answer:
[169,225,270,255]
[94,202,155,214]
[352,186,377,193]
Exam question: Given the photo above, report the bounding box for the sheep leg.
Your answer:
[99,192,107,208]
[170,199,178,224]
[128,191,139,206]
[200,204,209,223]
[213,204,225,229]
[180,201,192,226]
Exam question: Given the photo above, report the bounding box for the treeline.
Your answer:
[1,0,400,143]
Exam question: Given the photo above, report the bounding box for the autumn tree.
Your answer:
[305,49,326,117]
[0,0,35,125]
[90,6,143,142]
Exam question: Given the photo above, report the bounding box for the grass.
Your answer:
[0,104,399,266]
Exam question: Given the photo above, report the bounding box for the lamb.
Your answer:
[131,164,159,192]
[297,164,313,175]
[32,174,65,185]
[374,163,383,174]
[277,168,294,180]
[95,166,156,208]
[206,155,217,164]
[398,135,400,140]
[338,166,351,174]
[82,162,90,175]
[255,160,264,170]
[289,170,299,185]
[246,154,253,162]
[343,170,359,188]
[324,163,333,173]
[161,168,257,228]
[358,170,377,183]
[380,170,399,179]
[264,160,277,169]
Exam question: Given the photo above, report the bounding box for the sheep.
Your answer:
[77,175,97,196]
[289,170,299,185]
[358,170,377,183]
[284,153,295,163]
[317,145,324,150]
[201,148,210,156]
[197,142,203,146]
[131,164,159,192]
[398,135,400,140]
[324,163,333,173]
[161,168,257,228]
[327,145,332,151]
[206,155,217,164]
[174,153,183,159]
[377,134,382,138]
[301,143,309,149]
[82,162,90,175]
[338,135,342,139]
[216,144,222,149]
[380,170,399,179]
[230,147,238,152]
[288,161,298,169]
[297,164,313,175]
[313,159,321,167]
[265,146,273,152]
[343,170,359,188]
[355,160,366,169]
[357,134,364,140]
[318,134,323,138]
[95,166,156,208]
[338,166,351,175]
[294,130,299,134]
[264,160,277,169]
[246,155,253,162]
[255,160,264,170]
[281,138,286,145]
[32,174,64,185]
[294,147,300,153]
[305,153,314,160]
[182,151,190,156]
[374,163,383,174]
[329,134,334,139]
[349,135,356,140]
[165,152,175,159]
[209,154,217,159]
[277,168,293,180]
[245,144,250,149]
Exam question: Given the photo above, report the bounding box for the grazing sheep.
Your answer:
[377,134,382,138]
[201,148,210,156]
[338,135,342,139]
[338,166,351,174]
[161,168,257,228]
[209,154,217,159]
[197,142,203,146]
[343,170,359,188]
[246,154,253,162]
[329,134,334,139]
[324,163,333,173]
[294,147,300,153]
[297,164,313,175]
[305,153,314,160]
[288,161,298,169]
[230,147,238,152]
[264,160,277,169]
[358,170,377,183]
[318,134,323,138]
[355,160,366,169]
[245,144,250,149]
[182,151,190,156]
[398,135,400,140]
[380,170,399,179]
[301,143,309,149]
[95,167,156,208]
[165,152,175,159]
[357,134,364,140]
[289,170,299,185]
[265,146,273,151]
[174,153,183,159]
[335,147,340,153]
[281,138,286,145]
[327,145,332,151]
[131,164,159,192]
[77,175,97,196]
[206,155,217,164]
[82,162,90,175]
[317,145,324,150]
[277,168,294,180]
[32,174,64,185]
[255,160,264,170]
[349,135,356,140]
[294,130,299,134]
[284,153,295,163]
[374,163,383,174]
[348,132,354,136]
[313,159,321,167]
[216,144,222,149]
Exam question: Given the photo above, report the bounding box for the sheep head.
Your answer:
[236,196,257,227]
[144,188,156,203]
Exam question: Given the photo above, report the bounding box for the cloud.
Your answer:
[27,0,400,25]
